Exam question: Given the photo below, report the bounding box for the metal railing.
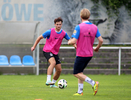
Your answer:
[59,47,131,75]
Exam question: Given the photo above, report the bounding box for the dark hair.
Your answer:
[54,17,63,24]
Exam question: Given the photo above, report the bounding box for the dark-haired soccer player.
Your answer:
[31,17,70,88]
[68,8,103,96]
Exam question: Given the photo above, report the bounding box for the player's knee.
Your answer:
[57,67,62,73]
[50,61,56,66]
[73,74,78,77]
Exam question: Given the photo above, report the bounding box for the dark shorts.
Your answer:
[43,51,61,65]
[73,56,92,74]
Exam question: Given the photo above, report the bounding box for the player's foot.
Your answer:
[73,92,83,96]
[92,81,99,96]
[50,84,58,88]
[46,81,55,86]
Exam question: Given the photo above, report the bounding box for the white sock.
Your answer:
[78,83,83,94]
[52,79,57,83]
[85,77,95,87]
[47,75,51,82]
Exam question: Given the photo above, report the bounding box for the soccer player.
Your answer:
[68,8,103,96]
[31,17,70,87]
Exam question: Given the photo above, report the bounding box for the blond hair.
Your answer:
[80,8,90,19]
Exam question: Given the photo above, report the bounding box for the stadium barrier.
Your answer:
[58,47,131,76]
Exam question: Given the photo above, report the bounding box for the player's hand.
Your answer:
[73,44,77,49]
[94,48,99,52]
[31,47,35,51]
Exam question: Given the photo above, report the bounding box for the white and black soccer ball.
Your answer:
[58,79,67,89]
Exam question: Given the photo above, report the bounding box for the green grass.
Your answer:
[0,74,131,100]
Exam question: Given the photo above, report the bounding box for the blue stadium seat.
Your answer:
[10,55,22,66]
[0,55,9,65]
[22,55,35,66]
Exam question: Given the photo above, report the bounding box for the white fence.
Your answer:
[59,47,131,76]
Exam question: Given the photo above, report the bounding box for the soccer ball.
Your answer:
[58,79,67,89]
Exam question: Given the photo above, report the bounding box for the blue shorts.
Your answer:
[73,56,92,74]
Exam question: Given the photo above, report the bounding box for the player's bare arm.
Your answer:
[31,35,44,51]
[94,36,103,52]
[68,38,77,45]
[68,38,77,49]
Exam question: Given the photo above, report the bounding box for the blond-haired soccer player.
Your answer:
[31,17,70,87]
[68,8,103,96]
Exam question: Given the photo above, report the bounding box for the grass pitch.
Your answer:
[0,74,131,100]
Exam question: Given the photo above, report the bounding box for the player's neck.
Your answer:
[82,19,88,23]
[55,28,61,32]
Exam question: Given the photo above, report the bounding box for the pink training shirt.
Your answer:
[76,23,97,57]
[43,28,66,55]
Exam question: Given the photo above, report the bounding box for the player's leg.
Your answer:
[82,57,99,96]
[74,73,95,87]
[75,72,99,95]
[50,64,61,88]
[74,77,84,96]
[43,51,56,85]
[73,56,99,95]
[47,57,56,75]
[50,54,61,88]
[73,56,95,85]
[47,57,58,86]
[46,57,56,85]
[53,64,62,80]
[73,56,85,96]
[52,54,61,81]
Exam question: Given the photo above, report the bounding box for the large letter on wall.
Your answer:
[15,4,32,21]
[34,4,44,21]
[1,3,13,21]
